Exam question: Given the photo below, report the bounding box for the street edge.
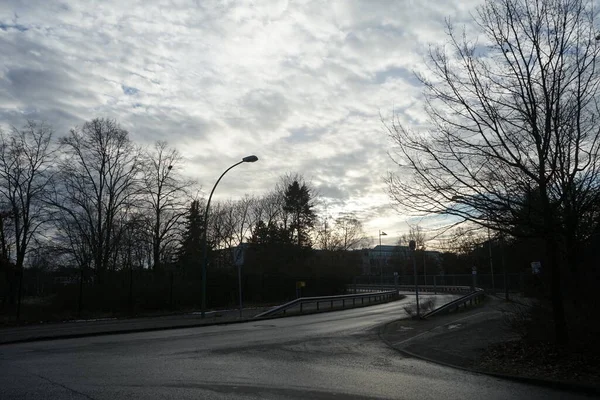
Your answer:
[0,295,406,346]
[378,319,600,397]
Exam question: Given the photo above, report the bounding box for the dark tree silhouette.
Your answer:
[141,141,192,270]
[50,118,142,277]
[385,0,600,345]
[0,121,55,318]
[283,180,316,248]
[177,199,206,276]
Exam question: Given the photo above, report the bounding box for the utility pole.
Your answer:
[379,230,387,290]
[409,240,420,318]
[423,250,427,287]
[488,224,495,293]
[501,234,509,301]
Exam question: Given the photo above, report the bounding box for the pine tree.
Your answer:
[283,180,316,248]
[177,200,205,276]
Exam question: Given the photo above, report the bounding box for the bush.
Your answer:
[403,297,436,317]
[500,300,555,343]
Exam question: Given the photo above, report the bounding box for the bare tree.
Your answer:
[141,141,192,270]
[252,191,283,228]
[0,121,55,271]
[50,118,142,277]
[232,196,257,245]
[385,0,600,344]
[315,215,335,250]
[209,200,237,252]
[205,196,258,269]
[315,213,369,251]
[400,225,427,251]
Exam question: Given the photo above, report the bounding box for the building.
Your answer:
[361,245,441,276]
[360,245,406,275]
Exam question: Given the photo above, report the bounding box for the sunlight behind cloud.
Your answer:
[0,0,481,237]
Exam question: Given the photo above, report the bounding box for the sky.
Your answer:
[0,0,482,245]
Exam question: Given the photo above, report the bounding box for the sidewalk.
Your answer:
[379,296,600,396]
[0,307,270,345]
[381,297,514,367]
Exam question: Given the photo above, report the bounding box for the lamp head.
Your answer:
[242,155,258,163]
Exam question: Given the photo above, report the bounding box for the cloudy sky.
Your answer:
[0,0,481,245]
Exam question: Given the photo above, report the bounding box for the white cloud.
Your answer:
[0,0,483,240]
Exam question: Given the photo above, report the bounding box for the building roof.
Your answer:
[372,245,407,252]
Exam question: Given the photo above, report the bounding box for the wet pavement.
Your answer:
[0,294,593,399]
[381,296,516,368]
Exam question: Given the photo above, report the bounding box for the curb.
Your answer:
[0,295,405,346]
[378,319,600,397]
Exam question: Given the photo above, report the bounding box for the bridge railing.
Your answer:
[254,290,399,318]
[255,283,486,319]
[349,284,474,294]
[422,288,486,318]
[349,284,486,318]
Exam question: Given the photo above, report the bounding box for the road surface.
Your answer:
[0,294,590,399]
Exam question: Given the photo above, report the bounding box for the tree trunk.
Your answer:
[544,219,569,345]
[15,267,23,320]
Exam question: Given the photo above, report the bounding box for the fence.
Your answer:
[0,267,353,323]
[350,284,475,294]
[353,273,524,293]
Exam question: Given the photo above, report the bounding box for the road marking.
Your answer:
[391,311,488,346]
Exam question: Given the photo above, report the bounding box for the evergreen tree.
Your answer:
[250,220,292,246]
[283,180,316,248]
[177,200,205,276]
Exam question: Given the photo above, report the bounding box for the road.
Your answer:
[0,294,590,399]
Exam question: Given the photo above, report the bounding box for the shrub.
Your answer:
[500,300,555,343]
[403,297,436,317]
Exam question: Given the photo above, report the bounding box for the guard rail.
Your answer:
[349,284,486,319]
[255,290,399,318]
[422,288,486,318]
[350,284,475,294]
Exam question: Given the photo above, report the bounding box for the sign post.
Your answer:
[296,281,306,299]
[234,245,245,318]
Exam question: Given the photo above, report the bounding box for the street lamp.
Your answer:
[201,155,258,318]
[488,223,495,293]
[379,230,387,289]
[409,239,421,318]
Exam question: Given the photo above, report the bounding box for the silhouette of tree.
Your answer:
[283,180,316,248]
[385,0,600,345]
[177,199,206,276]
[140,141,192,270]
[50,118,142,278]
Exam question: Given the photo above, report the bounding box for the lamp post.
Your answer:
[201,155,258,318]
[487,224,495,293]
[422,246,427,287]
[379,230,387,289]
[409,239,420,318]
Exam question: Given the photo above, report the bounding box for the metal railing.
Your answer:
[354,273,524,293]
[255,290,399,318]
[349,284,487,319]
[350,284,475,294]
[422,288,486,318]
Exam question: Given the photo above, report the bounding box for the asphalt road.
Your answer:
[0,294,591,400]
